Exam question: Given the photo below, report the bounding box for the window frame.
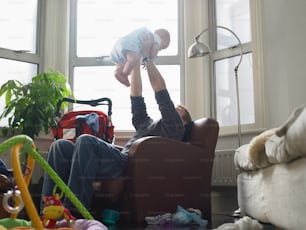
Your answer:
[0,0,45,128]
[0,0,45,73]
[208,0,264,136]
[69,0,185,132]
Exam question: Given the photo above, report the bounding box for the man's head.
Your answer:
[154,28,170,50]
[176,105,192,125]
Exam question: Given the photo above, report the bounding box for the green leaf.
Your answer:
[0,69,72,138]
[5,89,12,106]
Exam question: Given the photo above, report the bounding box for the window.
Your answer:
[209,0,260,133]
[70,0,183,130]
[0,0,43,126]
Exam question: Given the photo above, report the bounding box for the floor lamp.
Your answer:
[188,26,243,147]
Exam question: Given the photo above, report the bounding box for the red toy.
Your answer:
[41,193,76,228]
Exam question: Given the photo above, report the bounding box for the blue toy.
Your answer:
[172,205,208,227]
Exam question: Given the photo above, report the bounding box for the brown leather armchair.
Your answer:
[92,117,219,226]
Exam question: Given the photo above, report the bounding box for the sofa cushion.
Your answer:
[234,129,275,171]
[265,104,306,163]
[283,105,306,157]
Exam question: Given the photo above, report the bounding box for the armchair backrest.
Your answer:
[189,117,219,150]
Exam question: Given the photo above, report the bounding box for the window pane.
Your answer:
[77,0,178,57]
[0,59,38,126]
[73,65,180,130]
[215,53,254,127]
[0,0,38,52]
[216,0,251,47]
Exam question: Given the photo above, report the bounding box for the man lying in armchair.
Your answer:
[92,42,219,225]
[40,36,219,227]
[92,116,219,225]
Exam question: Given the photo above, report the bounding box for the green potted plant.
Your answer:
[0,69,71,139]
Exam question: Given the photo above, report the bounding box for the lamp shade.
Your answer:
[187,41,210,58]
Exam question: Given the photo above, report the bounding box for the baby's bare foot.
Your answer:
[115,72,130,87]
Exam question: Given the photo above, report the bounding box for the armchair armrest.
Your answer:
[128,136,214,170]
[128,136,215,187]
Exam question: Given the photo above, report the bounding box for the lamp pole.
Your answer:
[188,26,243,146]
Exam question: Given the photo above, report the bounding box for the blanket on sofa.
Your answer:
[235,104,306,171]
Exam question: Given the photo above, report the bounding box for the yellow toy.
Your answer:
[0,135,93,229]
[41,189,76,228]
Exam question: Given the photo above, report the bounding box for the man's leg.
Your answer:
[40,139,75,211]
[63,134,127,211]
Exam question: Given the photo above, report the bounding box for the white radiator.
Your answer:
[212,149,239,186]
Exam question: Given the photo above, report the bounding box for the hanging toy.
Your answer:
[2,189,24,214]
[41,186,76,229]
[0,174,13,219]
[0,135,93,229]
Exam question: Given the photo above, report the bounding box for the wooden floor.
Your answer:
[211,186,238,228]
[27,185,238,229]
[106,186,239,229]
[28,185,278,229]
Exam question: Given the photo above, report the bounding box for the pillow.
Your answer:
[234,144,256,171]
[275,104,305,137]
[234,129,275,171]
[265,134,291,163]
[283,105,306,158]
[235,104,306,171]
[266,104,306,163]
[248,128,276,167]
[57,219,107,230]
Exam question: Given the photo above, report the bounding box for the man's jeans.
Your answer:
[40,134,128,212]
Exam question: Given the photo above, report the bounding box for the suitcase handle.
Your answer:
[56,97,112,118]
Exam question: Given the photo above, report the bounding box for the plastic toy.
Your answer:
[2,190,24,214]
[0,218,32,228]
[41,187,76,228]
[101,209,120,225]
[172,205,208,227]
[0,135,93,229]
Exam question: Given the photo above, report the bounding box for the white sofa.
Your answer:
[234,104,306,230]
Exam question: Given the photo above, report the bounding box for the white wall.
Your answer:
[43,0,69,75]
[261,0,306,128]
[184,0,211,120]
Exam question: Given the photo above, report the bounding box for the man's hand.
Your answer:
[143,60,166,92]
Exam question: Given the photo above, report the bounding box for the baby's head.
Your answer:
[154,28,170,50]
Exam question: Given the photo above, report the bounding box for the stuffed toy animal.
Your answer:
[41,193,76,229]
